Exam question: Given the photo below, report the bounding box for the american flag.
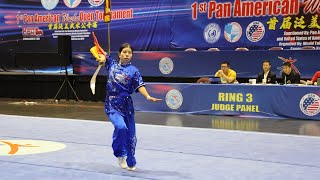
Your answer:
[303,97,319,114]
[248,24,264,40]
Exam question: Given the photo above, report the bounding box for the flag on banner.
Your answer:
[303,97,320,114]
[104,0,111,23]
[249,24,264,41]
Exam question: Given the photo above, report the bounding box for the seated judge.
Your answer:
[214,61,237,84]
[257,60,276,84]
[282,62,300,84]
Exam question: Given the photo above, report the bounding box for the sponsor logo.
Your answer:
[300,93,320,116]
[88,0,105,7]
[41,0,59,10]
[276,56,301,76]
[22,27,43,37]
[64,0,82,8]
[246,21,265,42]
[0,140,66,156]
[203,23,221,44]
[166,89,183,109]
[224,22,242,43]
[159,57,174,75]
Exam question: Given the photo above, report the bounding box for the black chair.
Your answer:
[196,77,210,84]
[207,48,220,51]
[269,47,283,50]
[235,47,249,51]
[185,48,197,51]
[301,46,315,50]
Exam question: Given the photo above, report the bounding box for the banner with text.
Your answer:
[172,0,320,50]
[132,83,320,120]
[0,0,171,53]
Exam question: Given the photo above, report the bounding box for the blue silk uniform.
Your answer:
[104,55,145,167]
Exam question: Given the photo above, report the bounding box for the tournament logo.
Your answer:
[246,21,265,42]
[224,22,242,43]
[277,56,301,76]
[159,57,174,75]
[300,93,320,116]
[64,0,82,8]
[88,0,105,7]
[203,23,221,44]
[41,0,59,10]
[0,140,66,156]
[166,89,183,109]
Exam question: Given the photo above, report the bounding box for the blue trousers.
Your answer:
[107,112,137,167]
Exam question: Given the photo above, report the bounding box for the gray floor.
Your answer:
[0,98,320,137]
[1,114,320,180]
[1,98,320,179]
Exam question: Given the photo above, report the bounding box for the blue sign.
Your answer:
[73,49,320,79]
[132,83,320,120]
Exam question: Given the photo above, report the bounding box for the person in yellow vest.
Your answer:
[214,61,237,84]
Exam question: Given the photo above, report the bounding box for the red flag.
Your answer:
[91,32,106,56]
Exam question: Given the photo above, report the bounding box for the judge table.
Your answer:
[132,83,320,120]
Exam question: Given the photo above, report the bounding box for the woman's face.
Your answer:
[118,47,132,64]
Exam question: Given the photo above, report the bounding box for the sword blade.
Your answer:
[90,64,102,95]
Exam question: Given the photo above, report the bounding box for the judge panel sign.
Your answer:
[132,83,320,120]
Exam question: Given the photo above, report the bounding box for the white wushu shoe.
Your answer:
[118,157,128,169]
[127,166,136,171]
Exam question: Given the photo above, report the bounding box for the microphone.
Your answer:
[284,75,287,84]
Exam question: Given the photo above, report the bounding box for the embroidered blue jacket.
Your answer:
[104,56,145,116]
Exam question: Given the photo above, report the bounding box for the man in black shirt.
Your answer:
[257,60,276,84]
[282,62,300,84]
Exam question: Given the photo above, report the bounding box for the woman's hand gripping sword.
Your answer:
[90,32,107,94]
